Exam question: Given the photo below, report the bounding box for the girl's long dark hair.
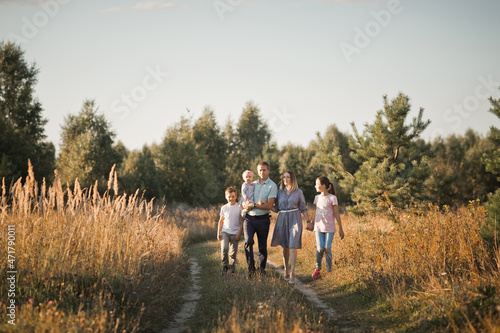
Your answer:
[317,176,335,195]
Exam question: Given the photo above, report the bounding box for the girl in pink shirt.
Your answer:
[311,176,344,279]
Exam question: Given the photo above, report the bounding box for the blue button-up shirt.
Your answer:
[248,178,278,216]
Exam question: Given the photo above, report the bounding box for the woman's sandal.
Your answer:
[283,268,290,281]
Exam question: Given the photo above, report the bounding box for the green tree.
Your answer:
[119,145,163,200]
[349,93,431,218]
[58,99,122,190]
[156,117,212,205]
[256,142,282,185]
[311,124,360,205]
[427,130,498,206]
[278,143,318,201]
[482,90,500,245]
[0,41,55,183]
[237,101,271,164]
[225,101,272,188]
[192,107,227,203]
[223,116,239,188]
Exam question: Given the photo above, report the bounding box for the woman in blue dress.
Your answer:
[271,170,310,284]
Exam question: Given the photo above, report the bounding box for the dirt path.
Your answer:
[162,258,202,333]
[267,259,339,323]
[162,252,345,332]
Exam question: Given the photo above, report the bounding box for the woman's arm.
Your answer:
[298,189,309,224]
[301,211,310,223]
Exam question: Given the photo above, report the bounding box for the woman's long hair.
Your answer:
[317,176,335,195]
[280,170,298,192]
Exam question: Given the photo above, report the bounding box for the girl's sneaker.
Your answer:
[312,267,321,280]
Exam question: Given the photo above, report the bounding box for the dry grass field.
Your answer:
[287,203,500,331]
[0,165,195,332]
[1,166,499,331]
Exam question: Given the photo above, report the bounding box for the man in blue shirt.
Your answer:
[242,161,278,276]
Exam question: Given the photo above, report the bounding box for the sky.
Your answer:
[1,0,500,153]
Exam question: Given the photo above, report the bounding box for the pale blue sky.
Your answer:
[1,0,499,152]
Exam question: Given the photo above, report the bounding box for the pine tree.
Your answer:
[0,41,55,183]
[349,93,431,218]
[312,125,360,205]
[482,90,500,245]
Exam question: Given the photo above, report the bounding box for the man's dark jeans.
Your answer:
[244,214,270,273]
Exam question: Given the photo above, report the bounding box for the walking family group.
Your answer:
[217,161,345,285]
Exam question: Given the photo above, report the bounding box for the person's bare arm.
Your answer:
[255,197,275,211]
[217,216,224,240]
[235,216,243,241]
[243,201,254,211]
[301,211,310,224]
[333,205,344,240]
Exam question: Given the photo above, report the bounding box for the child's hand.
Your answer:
[339,228,345,240]
[235,234,241,242]
[217,233,222,241]
[306,221,314,231]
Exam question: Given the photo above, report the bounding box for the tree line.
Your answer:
[2,41,500,236]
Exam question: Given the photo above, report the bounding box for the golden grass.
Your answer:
[290,202,500,331]
[1,163,499,331]
[0,163,199,332]
[187,242,335,332]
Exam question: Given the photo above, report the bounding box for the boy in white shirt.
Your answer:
[217,187,243,275]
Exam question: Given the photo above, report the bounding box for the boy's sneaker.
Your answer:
[312,267,321,280]
[221,266,229,276]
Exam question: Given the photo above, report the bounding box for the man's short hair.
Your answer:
[257,161,270,170]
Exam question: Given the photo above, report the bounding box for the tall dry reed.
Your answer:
[298,202,500,331]
[0,162,190,332]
